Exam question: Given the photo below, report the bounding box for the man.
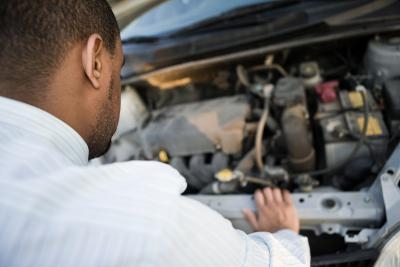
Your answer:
[0,1,310,266]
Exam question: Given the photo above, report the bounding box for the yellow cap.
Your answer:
[158,150,169,163]
[215,168,234,182]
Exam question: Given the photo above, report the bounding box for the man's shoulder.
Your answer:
[56,161,188,235]
[1,161,188,233]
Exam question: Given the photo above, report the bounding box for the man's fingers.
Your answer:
[243,208,258,230]
[254,189,265,209]
[263,187,274,205]
[282,189,293,205]
[272,188,283,204]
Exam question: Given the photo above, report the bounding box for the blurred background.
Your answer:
[109,0,163,30]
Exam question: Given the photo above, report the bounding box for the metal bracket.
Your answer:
[345,229,378,244]
[189,190,384,237]
[189,145,400,245]
[367,169,400,248]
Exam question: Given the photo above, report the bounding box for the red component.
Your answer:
[314,81,338,103]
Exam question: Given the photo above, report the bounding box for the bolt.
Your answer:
[364,196,371,203]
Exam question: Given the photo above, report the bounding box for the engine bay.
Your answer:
[105,34,400,196]
[98,33,400,260]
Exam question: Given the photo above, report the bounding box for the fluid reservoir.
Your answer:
[365,36,400,83]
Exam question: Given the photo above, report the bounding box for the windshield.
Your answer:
[121,0,270,39]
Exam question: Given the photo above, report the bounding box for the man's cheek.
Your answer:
[114,88,121,125]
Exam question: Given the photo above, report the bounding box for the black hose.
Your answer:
[292,90,369,177]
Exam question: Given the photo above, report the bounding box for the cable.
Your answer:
[291,90,370,177]
[255,102,269,174]
[240,175,274,187]
[250,54,289,77]
[236,55,288,91]
[236,65,251,88]
[267,64,289,77]
[264,54,289,77]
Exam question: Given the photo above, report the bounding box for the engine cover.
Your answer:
[139,95,250,159]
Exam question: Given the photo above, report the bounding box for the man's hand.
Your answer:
[243,188,300,233]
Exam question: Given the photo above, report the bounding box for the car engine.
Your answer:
[105,35,400,197]
[98,34,400,261]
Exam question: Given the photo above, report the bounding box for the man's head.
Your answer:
[0,0,124,159]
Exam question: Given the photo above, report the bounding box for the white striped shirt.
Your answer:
[0,96,310,267]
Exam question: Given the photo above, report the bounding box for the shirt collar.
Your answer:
[0,96,89,166]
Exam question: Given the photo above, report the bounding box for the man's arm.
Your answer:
[158,188,310,267]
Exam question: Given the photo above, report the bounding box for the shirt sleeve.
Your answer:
[158,196,310,267]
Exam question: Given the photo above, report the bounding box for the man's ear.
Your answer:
[82,34,103,89]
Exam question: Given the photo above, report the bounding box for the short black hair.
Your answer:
[0,0,120,98]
